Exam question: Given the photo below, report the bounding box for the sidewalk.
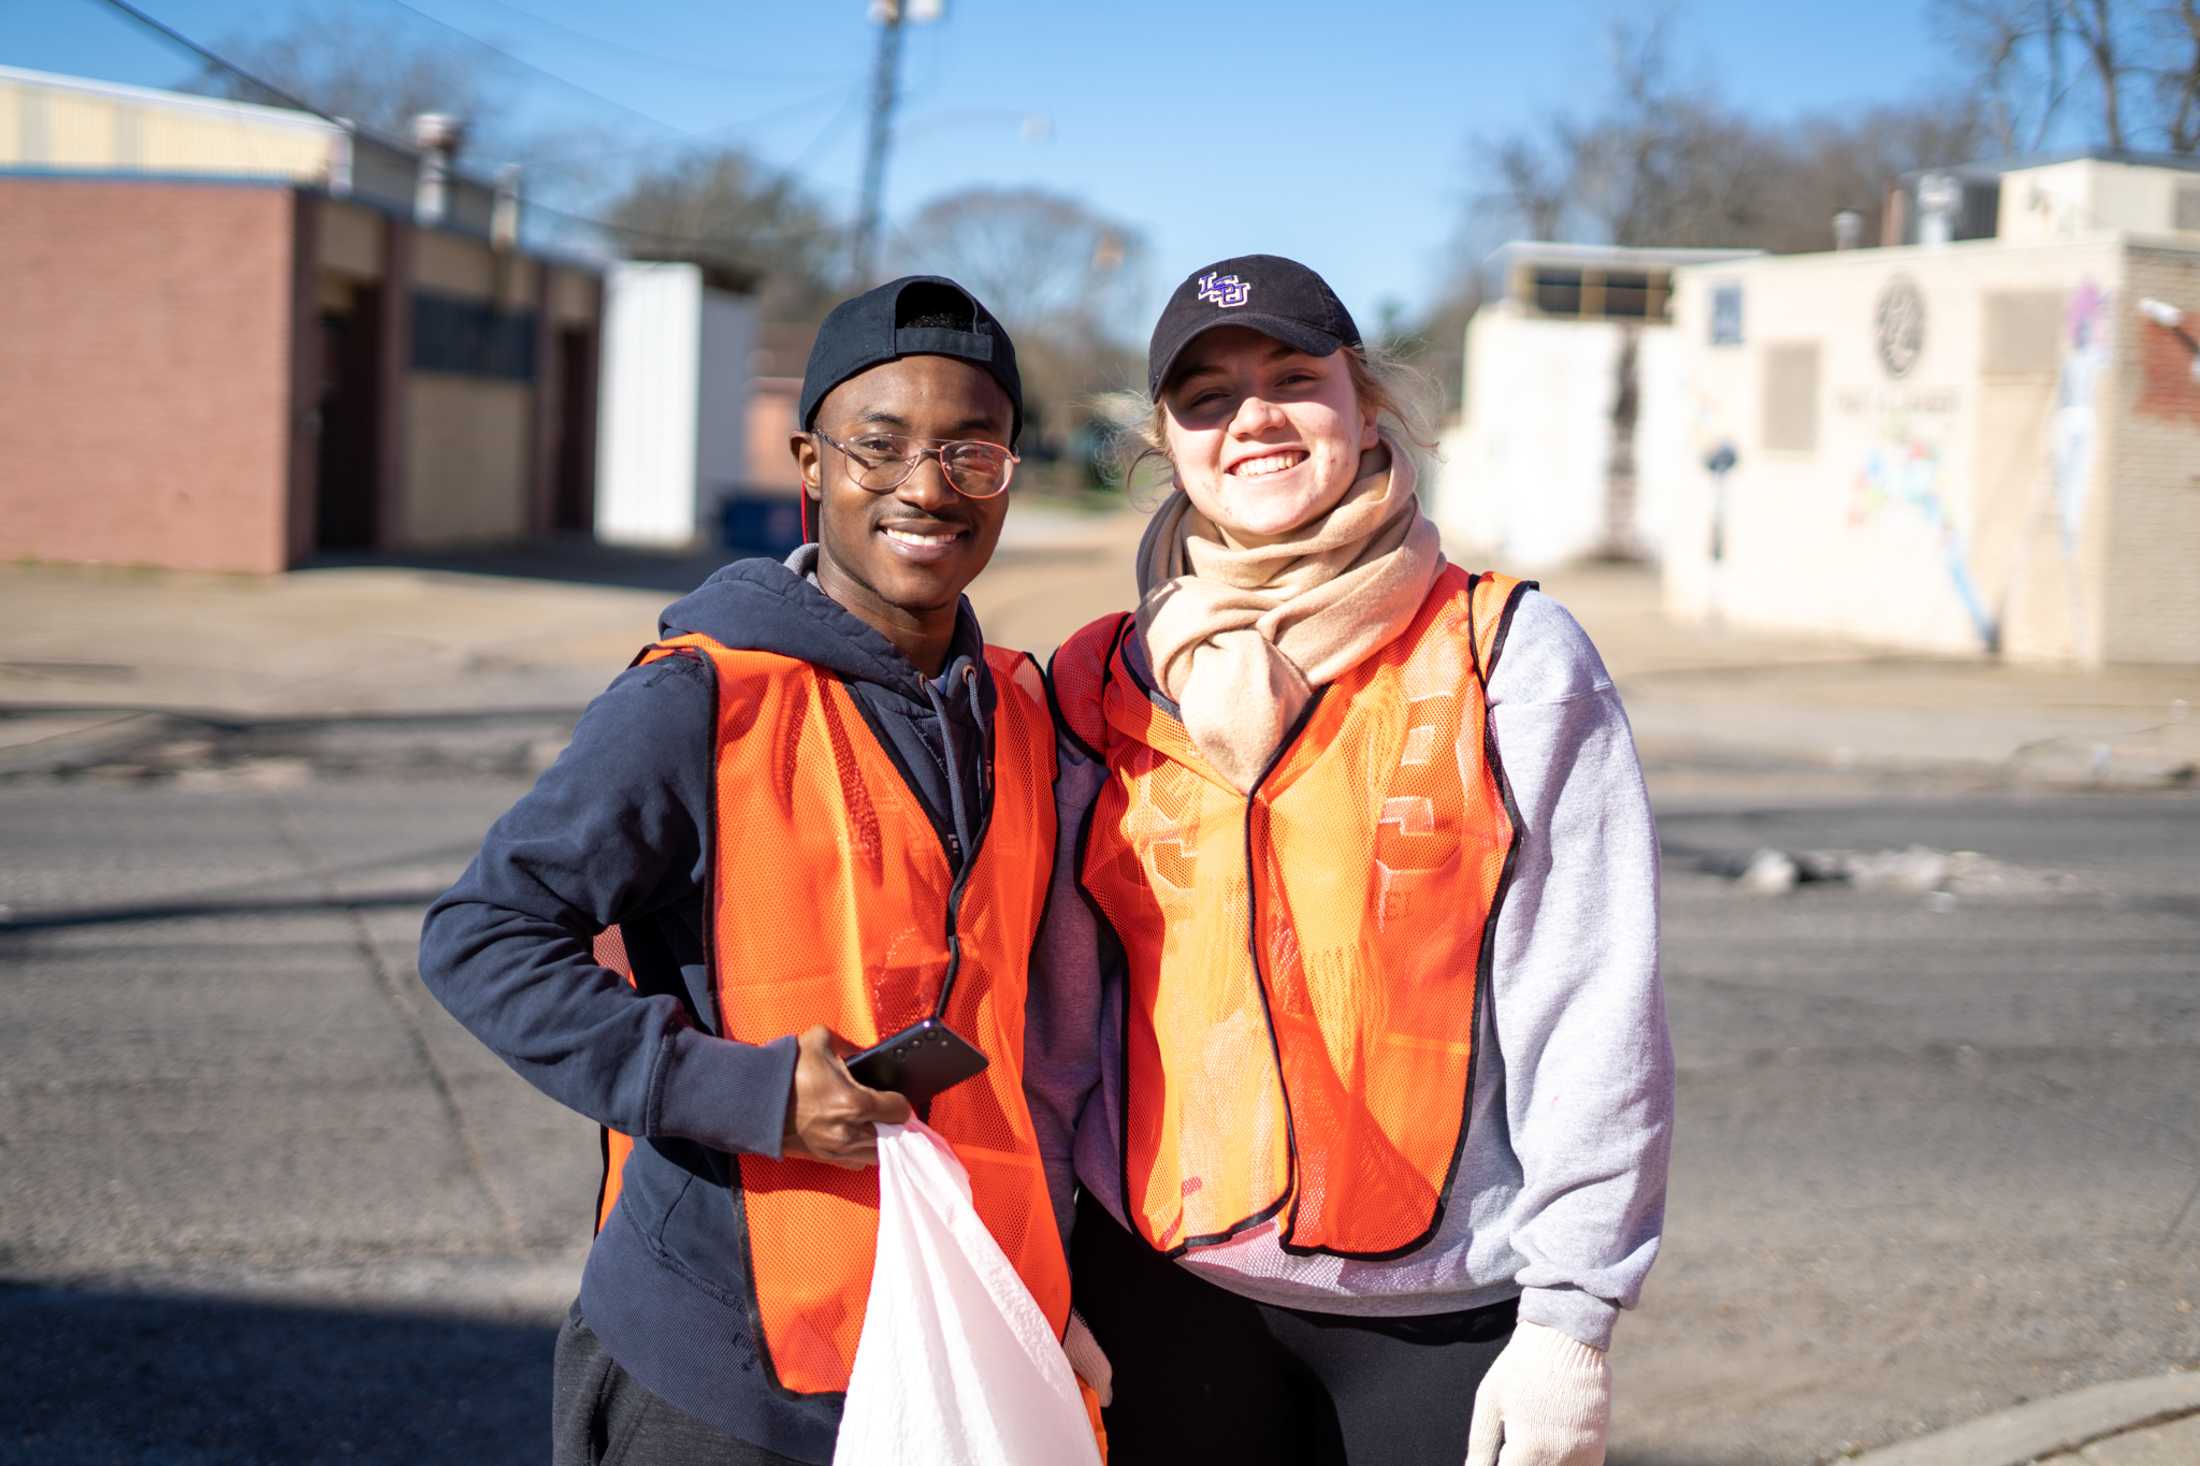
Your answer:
[1848,1370,2200,1466]
[3,514,2196,792]
[1548,561,2200,794]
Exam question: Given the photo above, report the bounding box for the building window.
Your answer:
[1533,268,1584,316]
[1710,284,1744,345]
[2177,185,2200,233]
[1518,264,1675,323]
[1602,270,1652,319]
[1761,344,1820,453]
[411,291,538,381]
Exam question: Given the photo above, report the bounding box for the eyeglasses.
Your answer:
[813,429,1019,500]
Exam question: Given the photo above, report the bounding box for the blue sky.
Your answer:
[5,0,1967,323]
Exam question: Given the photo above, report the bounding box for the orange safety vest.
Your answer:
[591,634,1068,1400]
[1051,566,1530,1261]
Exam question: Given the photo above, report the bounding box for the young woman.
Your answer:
[1025,256,1673,1466]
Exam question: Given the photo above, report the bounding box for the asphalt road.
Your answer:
[2,757,2195,1465]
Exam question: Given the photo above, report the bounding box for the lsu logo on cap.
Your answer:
[1197,271,1251,309]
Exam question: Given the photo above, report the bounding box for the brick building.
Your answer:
[0,65,603,574]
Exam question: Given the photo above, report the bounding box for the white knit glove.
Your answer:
[1464,1320,1611,1466]
[1062,1309,1113,1405]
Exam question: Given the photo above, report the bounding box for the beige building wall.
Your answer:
[1663,236,2129,661]
[414,229,498,298]
[550,266,601,326]
[399,231,576,545]
[1999,160,2200,244]
[0,66,339,181]
[413,228,545,309]
[319,199,386,279]
[402,378,532,544]
[2103,245,2200,663]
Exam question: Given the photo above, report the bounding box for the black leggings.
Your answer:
[1072,1193,1517,1466]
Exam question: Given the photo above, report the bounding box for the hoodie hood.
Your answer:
[656,547,986,701]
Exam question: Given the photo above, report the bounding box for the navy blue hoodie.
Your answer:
[417,547,999,1462]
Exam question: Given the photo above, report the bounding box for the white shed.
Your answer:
[596,259,760,547]
[1432,242,1759,568]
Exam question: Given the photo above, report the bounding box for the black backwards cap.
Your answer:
[1147,254,1361,398]
[798,275,1023,446]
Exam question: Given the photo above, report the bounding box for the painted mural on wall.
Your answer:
[1998,280,2115,659]
[2049,281,2112,556]
[1846,401,1996,650]
[1840,280,2123,658]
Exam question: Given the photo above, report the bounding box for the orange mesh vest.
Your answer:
[1052,566,1530,1260]
[592,635,1067,1399]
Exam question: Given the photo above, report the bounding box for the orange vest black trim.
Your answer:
[1050,566,1532,1262]
[591,635,1068,1402]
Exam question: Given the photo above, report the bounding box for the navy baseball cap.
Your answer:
[798,275,1023,445]
[1147,254,1362,398]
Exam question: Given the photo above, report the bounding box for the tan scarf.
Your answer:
[1134,433,1445,791]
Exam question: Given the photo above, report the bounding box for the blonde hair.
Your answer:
[1099,341,1442,504]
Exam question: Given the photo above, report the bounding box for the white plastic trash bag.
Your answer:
[832,1120,1102,1466]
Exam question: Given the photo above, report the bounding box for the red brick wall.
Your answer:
[0,179,298,573]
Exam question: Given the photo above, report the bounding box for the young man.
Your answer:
[418,277,1073,1466]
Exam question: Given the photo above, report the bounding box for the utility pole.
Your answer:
[851,0,940,285]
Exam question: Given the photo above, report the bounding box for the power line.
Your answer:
[90,0,341,122]
[433,0,843,87]
[517,84,857,172]
[371,0,700,138]
[526,89,868,257]
[521,197,833,264]
[84,0,857,271]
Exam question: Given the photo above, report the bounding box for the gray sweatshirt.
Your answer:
[1022,588,1672,1353]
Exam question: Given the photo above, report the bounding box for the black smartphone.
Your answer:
[843,1017,988,1106]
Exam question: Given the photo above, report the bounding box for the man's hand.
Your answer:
[781,1025,913,1168]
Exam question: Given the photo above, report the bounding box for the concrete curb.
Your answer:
[1848,1372,2200,1466]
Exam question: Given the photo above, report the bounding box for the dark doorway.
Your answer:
[314,285,383,551]
[550,326,597,534]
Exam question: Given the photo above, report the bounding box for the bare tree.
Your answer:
[1487,137,1569,243]
[181,3,495,143]
[2153,0,2200,151]
[893,187,1147,456]
[1932,0,2199,153]
[1759,97,1994,252]
[2067,0,2128,147]
[1472,18,1969,254]
[1474,20,1792,251]
[894,188,1145,335]
[607,152,845,327]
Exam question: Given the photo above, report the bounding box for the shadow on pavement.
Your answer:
[303,537,741,594]
[0,887,446,935]
[0,1282,553,1465]
[303,528,1101,595]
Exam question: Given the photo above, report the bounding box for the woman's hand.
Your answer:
[1063,1309,1113,1406]
[780,1024,913,1168]
[1464,1320,1611,1466]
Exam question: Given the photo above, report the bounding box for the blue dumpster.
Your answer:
[720,493,806,558]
